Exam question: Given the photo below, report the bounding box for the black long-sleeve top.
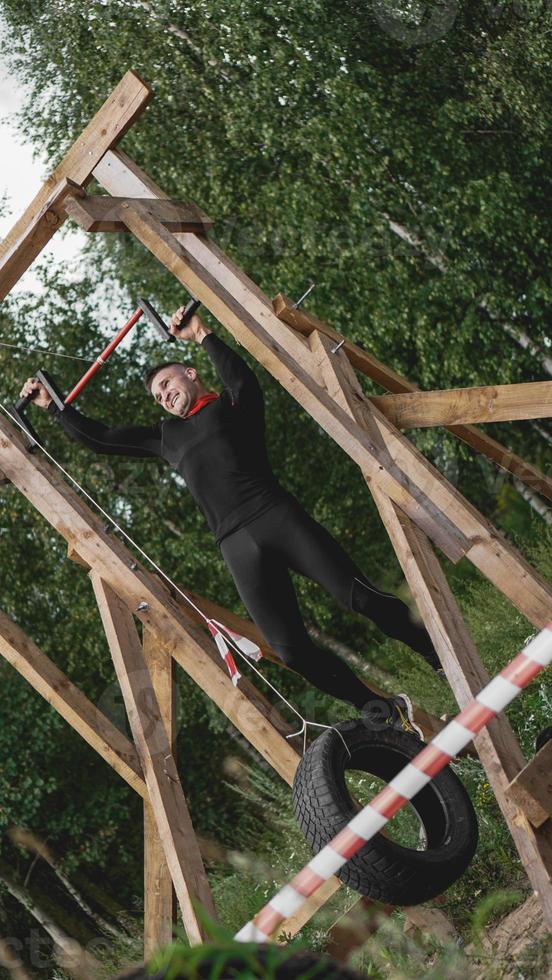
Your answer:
[48,333,292,545]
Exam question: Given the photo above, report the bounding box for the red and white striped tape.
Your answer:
[207,619,263,686]
[235,624,552,943]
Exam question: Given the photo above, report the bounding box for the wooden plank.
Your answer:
[143,628,176,958]
[273,293,552,503]
[506,740,552,828]
[309,327,552,928]
[91,152,552,625]
[372,381,552,428]
[0,71,152,299]
[0,608,145,796]
[0,416,302,785]
[91,575,216,945]
[64,195,213,233]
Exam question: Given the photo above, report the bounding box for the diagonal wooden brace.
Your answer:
[0,179,83,298]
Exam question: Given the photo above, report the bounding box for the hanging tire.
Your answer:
[292,720,478,906]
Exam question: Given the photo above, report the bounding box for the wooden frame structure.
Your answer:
[1,72,552,957]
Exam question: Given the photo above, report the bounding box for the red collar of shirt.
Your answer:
[184,392,219,419]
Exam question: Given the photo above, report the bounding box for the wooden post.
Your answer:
[91,574,216,945]
[143,628,177,958]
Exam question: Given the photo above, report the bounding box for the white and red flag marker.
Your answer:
[207,619,263,686]
[235,623,552,943]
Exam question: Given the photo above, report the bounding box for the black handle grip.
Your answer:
[14,391,35,412]
[179,297,201,327]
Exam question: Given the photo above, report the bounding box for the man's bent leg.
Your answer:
[264,500,441,671]
[350,576,440,669]
[219,523,375,710]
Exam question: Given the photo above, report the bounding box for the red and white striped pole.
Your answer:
[235,624,552,943]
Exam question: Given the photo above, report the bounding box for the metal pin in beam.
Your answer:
[292,282,316,309]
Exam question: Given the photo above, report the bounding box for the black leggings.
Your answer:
[220,497,438,710]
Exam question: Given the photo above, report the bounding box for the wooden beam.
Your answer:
[91,574,216,945]
[143,628,176,958]
[273,293,552,503]
[0,71,152,299]
[372,381,552,428]
[308,327,552,928]
[91,151,552,628]
[0,608,144,796]
[506,740,552,828]
[64,196,213,234]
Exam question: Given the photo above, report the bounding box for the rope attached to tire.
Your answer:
[235,623,552,941]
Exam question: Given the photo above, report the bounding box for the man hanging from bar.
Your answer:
[20,310,444,737]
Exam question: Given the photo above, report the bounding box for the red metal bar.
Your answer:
[65,308,143,405]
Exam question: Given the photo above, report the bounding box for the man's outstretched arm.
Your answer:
[19,377,163,458]
[170,309,262,406]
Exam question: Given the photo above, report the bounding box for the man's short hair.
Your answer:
[143,360,193,394]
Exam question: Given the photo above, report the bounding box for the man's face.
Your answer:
[150,363,199,417]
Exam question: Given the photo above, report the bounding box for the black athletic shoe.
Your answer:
[362,693,424,740]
